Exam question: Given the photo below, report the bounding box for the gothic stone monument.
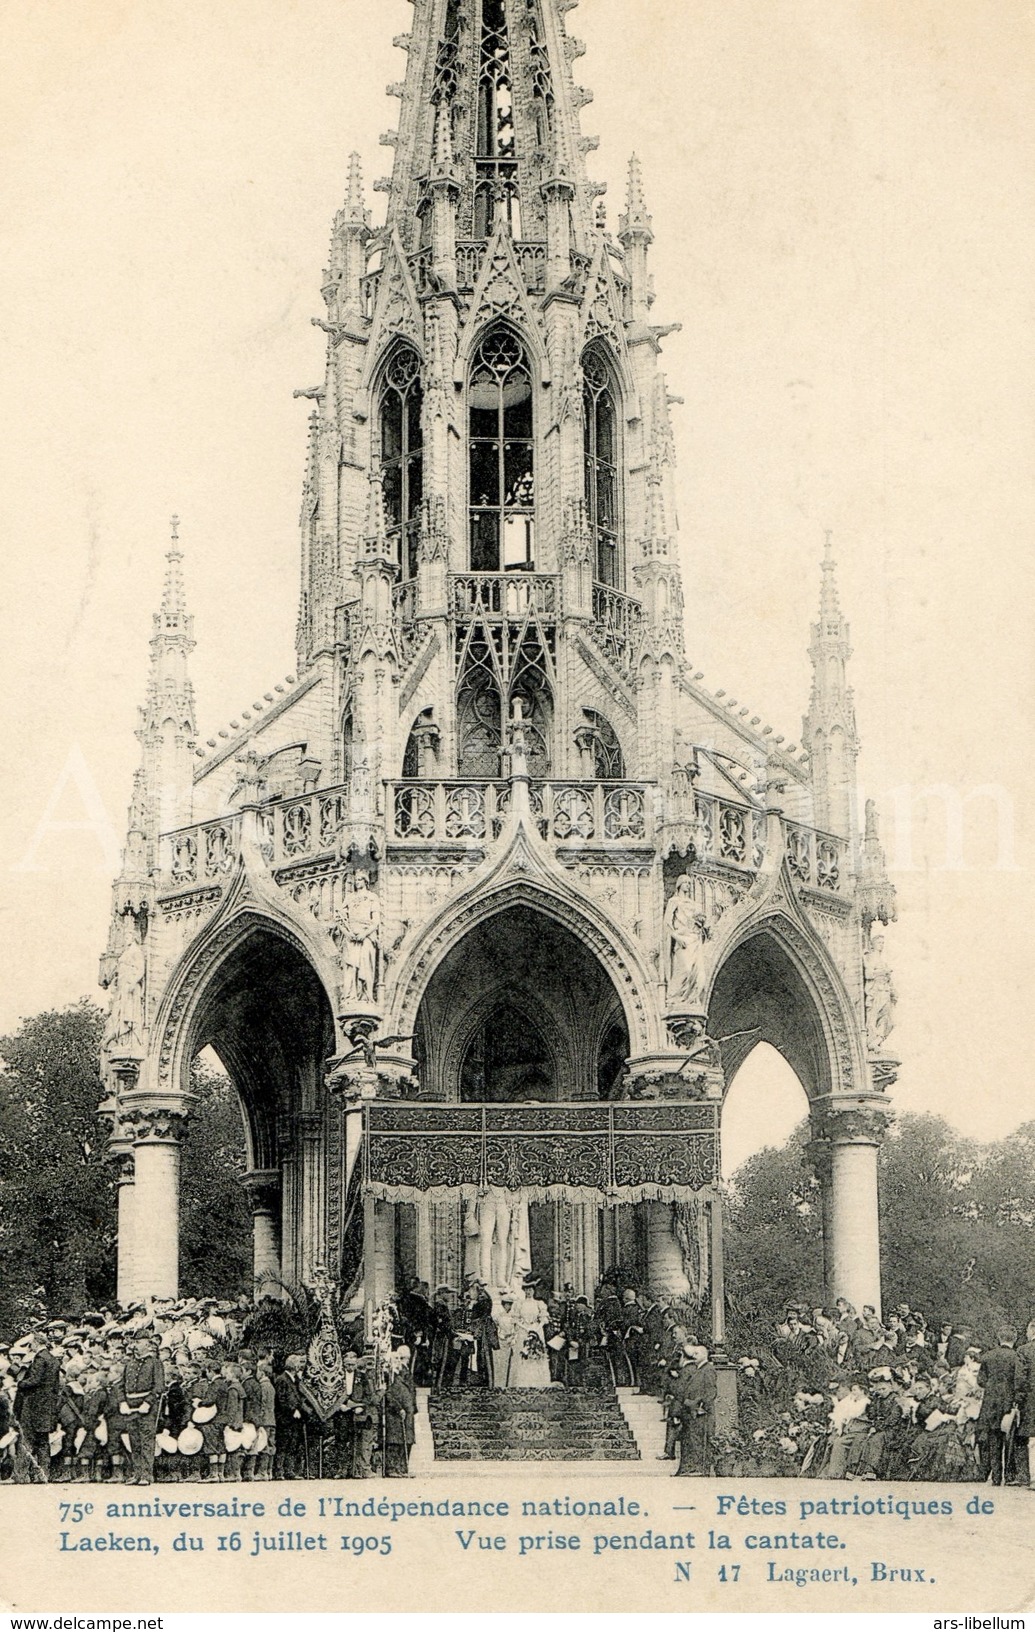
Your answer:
[99,0,898,1341]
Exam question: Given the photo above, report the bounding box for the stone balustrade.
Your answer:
[390,778,655,847]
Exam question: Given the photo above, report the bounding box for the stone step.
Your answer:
[426,1385,640,1463]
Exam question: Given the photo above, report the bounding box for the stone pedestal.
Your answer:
[645,1201,691,1299]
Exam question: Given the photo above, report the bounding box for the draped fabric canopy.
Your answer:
[362,1101,720,1205]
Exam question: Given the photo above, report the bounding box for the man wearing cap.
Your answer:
[14,1331,62,1479]
[118,1334,166,1486]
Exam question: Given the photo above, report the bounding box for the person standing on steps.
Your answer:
[675,1344,717,1477]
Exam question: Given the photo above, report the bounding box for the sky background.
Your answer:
[0,0,1032,1174]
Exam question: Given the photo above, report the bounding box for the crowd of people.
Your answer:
[2,1280,1033,1488]
[0,1293,415,1487]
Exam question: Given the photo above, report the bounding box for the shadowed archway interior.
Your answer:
[414,904,629,1102]
[190,929,335,1170]
[709,930,832,1102]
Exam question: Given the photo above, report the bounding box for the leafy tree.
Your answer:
[0,1003,253,1338]
[179,1059,252,1300]
[0,1002,116,1337]
[725,1111,1035,1340]
[723,1122,824,1340]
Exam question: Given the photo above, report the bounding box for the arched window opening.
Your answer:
[341,710,354,782]
[469,329,535,572]
[461,1002,554,1102]
[583,350,621,588]
[578,708,625,780]
[379,348,424,580]
[475,0,521,237]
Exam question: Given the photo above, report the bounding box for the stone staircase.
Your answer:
[616,1387,670,1463]
[425,1388,641,1462]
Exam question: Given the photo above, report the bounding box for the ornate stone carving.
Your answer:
[332,869,382,1004]
[120,1105,190,1146]
[810,1100,894,1147]
[863,926,896,1053]
[239,1168,282,1216]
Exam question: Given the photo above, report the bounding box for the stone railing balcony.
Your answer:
[158,788,352,894]
[451,572,559,622]
[161,814,243,892]
[784,820,850,894]
[592,581,643,670]
[389,778,655,848]
[691,793,850,894]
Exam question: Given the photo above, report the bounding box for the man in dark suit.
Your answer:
[118,1334,166,1486]
[977,1325,1024,1485]
[274,1354,308,1479]
[676,1344,717,1476]
[335,1351,379,1477]
[14,1332,62,1479]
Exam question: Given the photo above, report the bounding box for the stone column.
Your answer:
[297,1110,327,1279]
[809,1102,890,1316]
[374,1200,396,1301]
[644,1202,691,1300]
[114,1151,137,1308]
[122,1105,188,1300]
[240,1169,282,1290]
[278,1114,301,1285]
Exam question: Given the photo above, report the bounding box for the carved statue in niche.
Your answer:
[864,928,896,1053]
[104,916,147,1058]
[335,869,381,1005]
[664,874,709,1008]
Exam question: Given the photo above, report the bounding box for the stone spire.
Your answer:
[619,153,654,323]
[858,799,896,929]
[137,517,198,838]
[325,152,371,317]
[803,532,858,838]
[380,0,596,256]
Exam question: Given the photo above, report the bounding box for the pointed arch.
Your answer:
[375,341,424,580]
[705,910,864,1101]
[386,872,660,1061]
[468,324,536,572]
[582,341,624,588]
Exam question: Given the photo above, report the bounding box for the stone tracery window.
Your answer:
[581,708,625,780]
[583,349,621,588]
[379,347,424,581]
[469,328,535,572]
[475,0,521,237]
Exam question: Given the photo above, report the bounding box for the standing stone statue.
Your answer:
[864,929,896,1052]
[337,871,381,1005]
[110,920,146,1055]
[664,874,708,1009]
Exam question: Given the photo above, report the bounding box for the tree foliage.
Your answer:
[179,1058,252,1301]
[0,1004,253,1337]
[0,1002,116,1337]
[725,1111,1035,1337]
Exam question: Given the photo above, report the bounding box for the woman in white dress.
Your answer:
[506,1279,553,1388]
